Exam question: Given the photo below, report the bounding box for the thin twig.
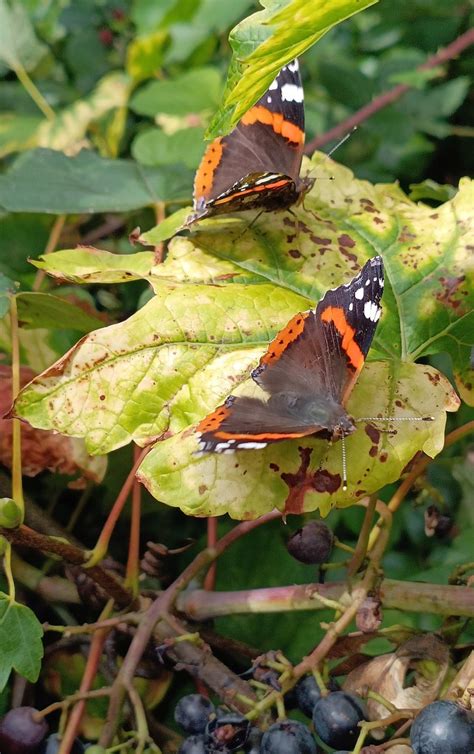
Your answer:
[99,511,280,746]
[305,27,474,153]
[0,524,135,609]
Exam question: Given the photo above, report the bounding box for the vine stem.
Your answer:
[305,26,474,154]
[177,577,474,620]
[125,445,142,595]
[0,524,135,608]
[9,295,24,521]
[33,214,66,292]
[85,445,149,567]
[57,600,114,754]
[368,419,474,551]
[204,517,218,590]
[14,63,55,120]
[99,510,281,747]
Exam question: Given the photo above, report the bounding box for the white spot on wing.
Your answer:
[236,442,268,449]
[355,287,364,300]
[281,83,304,103]
[269,78,279,90]
[267,96,272,103]
[364,301,382,321]
[288,60,299,73]
[349,302,354,311]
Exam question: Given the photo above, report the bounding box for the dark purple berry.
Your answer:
[178,735,207,754]
[0,707,48,754]
[312,691,367,749]
[174,694,215,735]
[260,720,317,754]
[410,700,474,754]
[295,675,323,717]
[287,521,334,564]
[245,726,263,753]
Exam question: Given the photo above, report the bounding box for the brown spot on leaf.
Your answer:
[269,462,280,472]
[313,236,331,245]
[380,452,388,463]
[338,234,355,248]
[369,446,378,457]
[281,447,341,514]
[198,485,207,495]
[435,275,467,313]
[288,249,302,258]
[365,424,380,445]
[99,394,106,401]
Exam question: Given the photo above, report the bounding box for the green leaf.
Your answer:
[126,30,167,82]
[408,180,457,204]
[0,596,43,691]
[206,0,378,139]
[132,126,206,169]
[0,149,191,213]
[31,247,158,285]
[130,67,222,117]
[0,0,48,72]
[0,273,16,319]
[0,74,131,159]
[16,292,105,332]
[31,239,259,287]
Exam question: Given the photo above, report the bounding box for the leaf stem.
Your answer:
[124,445,142,596]
[14,63,56,120]
[58,599,114,754]
[10,295,24,521]
[3,541,16,601]
[85,446,149,568]
[33,214,66,291]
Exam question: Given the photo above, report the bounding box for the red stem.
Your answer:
[204,517,218,591]
[305,27,474,153]
[57,617,111,754]
[125,445,142,595]
[90,446,149,562]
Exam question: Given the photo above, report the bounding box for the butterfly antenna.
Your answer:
[356,416,434,423]
[327,126,358,158]
[341,435,348,492]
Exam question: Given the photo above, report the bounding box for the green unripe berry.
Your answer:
[0,497,22,528]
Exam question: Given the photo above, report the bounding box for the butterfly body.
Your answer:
[188,59,311,225]
[196,256,384,454]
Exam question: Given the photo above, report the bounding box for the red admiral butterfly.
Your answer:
[196,257,384,454]
[187,59,312,225]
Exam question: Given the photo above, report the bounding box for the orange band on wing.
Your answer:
[320,306,364,369]
[194,137,223,200]
[213,178,290,206]
[241,106,304,145]
[215,430,308,441]
[260,311,309,367]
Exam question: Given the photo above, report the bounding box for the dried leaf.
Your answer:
[0,364,106,486]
